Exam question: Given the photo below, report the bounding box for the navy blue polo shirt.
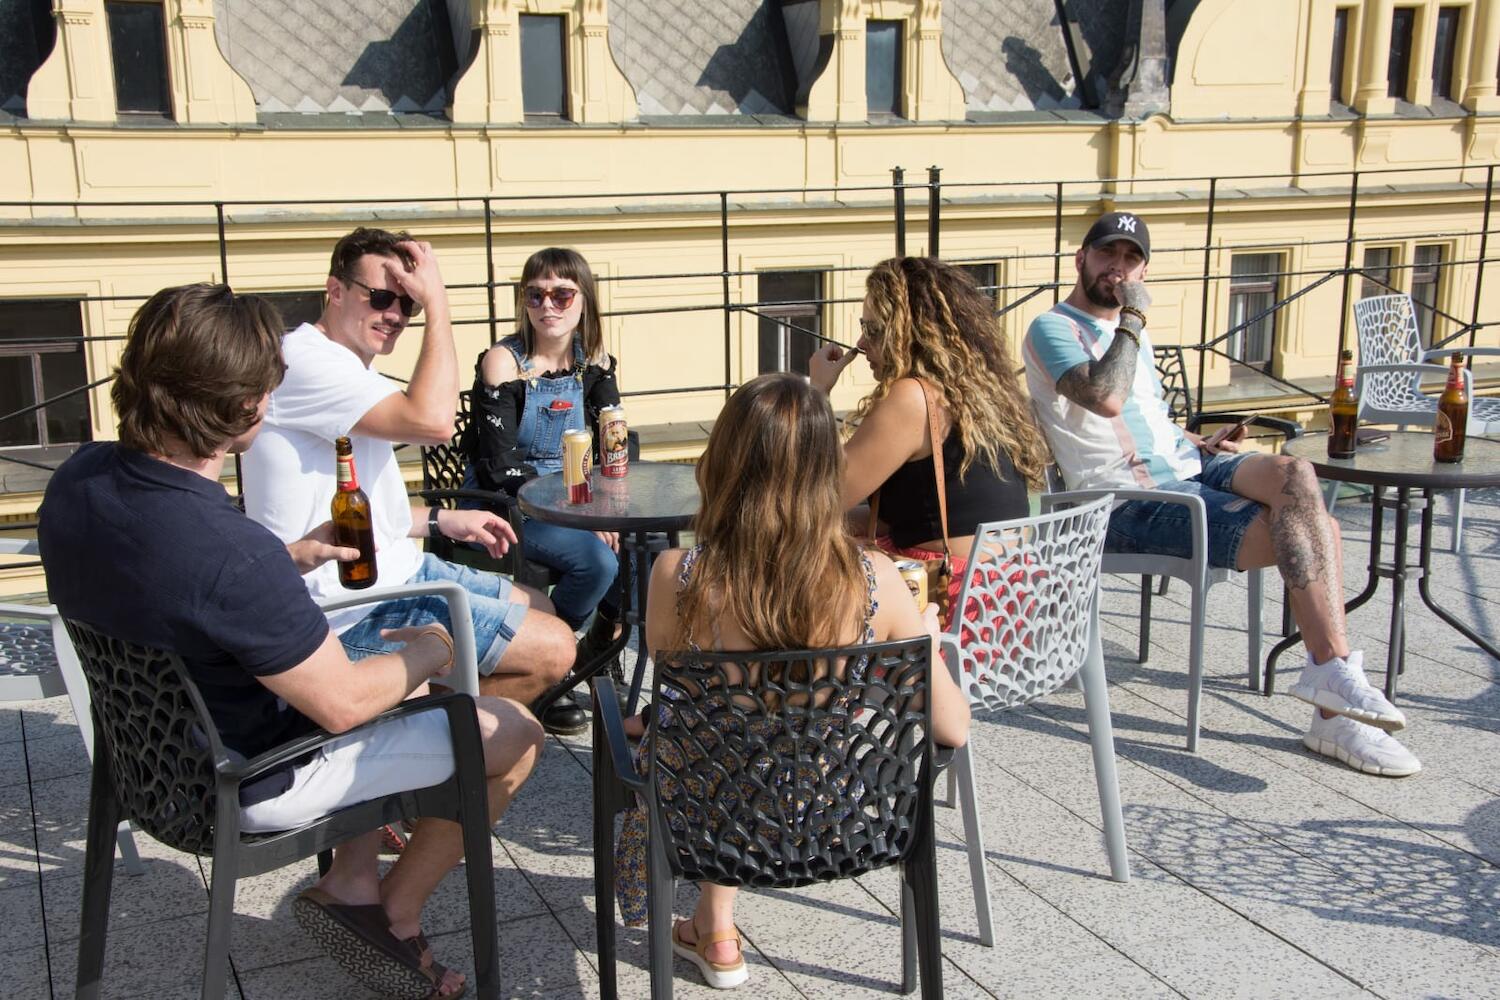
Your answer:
[38,443,329,759]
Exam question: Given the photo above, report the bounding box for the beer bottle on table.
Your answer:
[1327,348,1358,459]
[331,436,378,589]
[1434,355,1468,464]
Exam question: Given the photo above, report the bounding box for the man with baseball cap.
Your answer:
[1023,211,1420,778]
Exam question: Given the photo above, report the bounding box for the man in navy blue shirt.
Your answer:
[39,284,541,999]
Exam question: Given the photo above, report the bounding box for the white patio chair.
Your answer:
[939,494,1126,949]
[1344,294,1500,551]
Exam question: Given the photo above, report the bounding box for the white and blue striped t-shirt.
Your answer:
[1023,302,1200,491]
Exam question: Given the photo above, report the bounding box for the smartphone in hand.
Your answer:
[1205,413,1256,447]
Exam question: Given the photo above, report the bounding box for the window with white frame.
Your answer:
[0,299,91,449]
[757,270,824,375]
[1227,254,1282,373]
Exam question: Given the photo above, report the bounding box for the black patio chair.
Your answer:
[65,618,500,1000]
[591,637,944,1000]
[418,389,557,591]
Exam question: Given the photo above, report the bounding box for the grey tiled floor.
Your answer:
[4,490,1499,998]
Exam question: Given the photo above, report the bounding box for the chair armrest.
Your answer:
[318,581,480,697]
[1044,488,1207,569]
[224,690,477,783]
[1186,412,1303,441]
[593,676,646,792]
[1421,346,1500,363]
[417,487,516,512]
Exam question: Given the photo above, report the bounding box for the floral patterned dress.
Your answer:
[613,545,881,925]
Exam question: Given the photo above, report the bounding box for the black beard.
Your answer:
[1083,276,1119,309]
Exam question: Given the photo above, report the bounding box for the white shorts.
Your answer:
[240,709,456,833]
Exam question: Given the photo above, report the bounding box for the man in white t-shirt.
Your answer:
[1023,211,1420,778]
[243,227,580,733]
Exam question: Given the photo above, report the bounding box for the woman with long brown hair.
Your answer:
[614,373,970,990]
[810,256,1051,618]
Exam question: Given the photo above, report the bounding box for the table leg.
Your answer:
[1383,488,1411,701]
[625,530,653,715]
[1418,487,1500,662]
[1264,483,1386,695]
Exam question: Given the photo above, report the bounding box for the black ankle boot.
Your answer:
[572,610,622,675]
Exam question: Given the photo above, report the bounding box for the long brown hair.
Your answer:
[857,257,1050,488]
[516,247,606,364]
[113,284,284,459]
[675,373,866,651]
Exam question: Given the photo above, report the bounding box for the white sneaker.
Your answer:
[1288,651,1406,732]
[1303,711,1422,777]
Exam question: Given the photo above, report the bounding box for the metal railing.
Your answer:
[1,161,1497,494]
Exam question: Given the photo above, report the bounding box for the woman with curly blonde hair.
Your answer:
[810,256,1051,617]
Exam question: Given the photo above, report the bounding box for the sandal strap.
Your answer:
[696,927,741,951]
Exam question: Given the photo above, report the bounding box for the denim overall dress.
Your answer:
[503,333,587,474]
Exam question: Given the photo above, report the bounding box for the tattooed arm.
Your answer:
[1054,280,1151,418]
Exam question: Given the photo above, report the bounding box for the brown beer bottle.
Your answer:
[1327,348,1358,459]
[1434,355,1468,463]
[331,436,378,588]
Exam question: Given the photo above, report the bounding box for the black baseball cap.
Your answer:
[1083,211,1150,261]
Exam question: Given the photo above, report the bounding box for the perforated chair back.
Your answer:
[646,636,932,888]
[945,494,1111,714]
[63,620,223,855]
[1354,294,1437,424]
[422,389,474,503]
[1153,344,1193,423]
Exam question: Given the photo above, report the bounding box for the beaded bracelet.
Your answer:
[1118,304,1148,328]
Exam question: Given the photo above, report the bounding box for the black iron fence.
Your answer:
[2,161,1497,493]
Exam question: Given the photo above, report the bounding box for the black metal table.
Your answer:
[1265,431,1500,700]
[517,461,699,713]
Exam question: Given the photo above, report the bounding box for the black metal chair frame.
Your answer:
[66,619,500,1000]
[590,637,945,999]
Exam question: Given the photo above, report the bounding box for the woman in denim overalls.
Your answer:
[465,248,623,671]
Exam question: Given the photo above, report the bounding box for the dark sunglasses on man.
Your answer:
[523,285,578,310]
[347,278,421,317]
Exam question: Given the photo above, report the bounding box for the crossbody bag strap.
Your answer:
[913,378,953,560]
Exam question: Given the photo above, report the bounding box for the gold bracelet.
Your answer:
[1118,304,1148,328]
[416,625,454,669]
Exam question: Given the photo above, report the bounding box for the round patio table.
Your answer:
[517,461,699,713]
[1264,430,1500,700]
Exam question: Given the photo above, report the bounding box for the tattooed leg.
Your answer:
[1230,455,1349,662]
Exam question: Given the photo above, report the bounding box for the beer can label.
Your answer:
[893,559,928,609]
[600,405,628,479]
[564,429,593,504]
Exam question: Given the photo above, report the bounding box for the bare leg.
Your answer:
[478,606,576,703]
[680,883,741,965]
[310,698,542,996]
[1229,454,1348,664]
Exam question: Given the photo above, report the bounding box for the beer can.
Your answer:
[893,559,928,610]
[599,404,628,478]
[563,428,593,504]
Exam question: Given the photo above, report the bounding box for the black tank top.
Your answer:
[877,432,1029,548]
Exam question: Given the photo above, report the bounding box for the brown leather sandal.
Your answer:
[671,918,748,989]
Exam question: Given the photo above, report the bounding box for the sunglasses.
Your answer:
[523,285,579,310]
[348,278,421,317]
[858,318,882,337]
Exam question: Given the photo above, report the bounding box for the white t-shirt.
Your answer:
[1023,302,1200,491]
[242,323,425,632]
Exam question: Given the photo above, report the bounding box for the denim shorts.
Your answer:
[1105,452,1263,570]
[338,553,528,674]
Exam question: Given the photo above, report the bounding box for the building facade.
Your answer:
[2,0,1499,564]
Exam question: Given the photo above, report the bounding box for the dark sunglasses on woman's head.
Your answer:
[523,285,579,310]
[348,278,420,317]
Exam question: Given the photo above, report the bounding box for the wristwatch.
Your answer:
[428,507,442,539]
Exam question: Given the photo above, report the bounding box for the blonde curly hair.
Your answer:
[856,257,1051,489]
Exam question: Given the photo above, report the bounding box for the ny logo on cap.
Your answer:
[1117,215,1138,233]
